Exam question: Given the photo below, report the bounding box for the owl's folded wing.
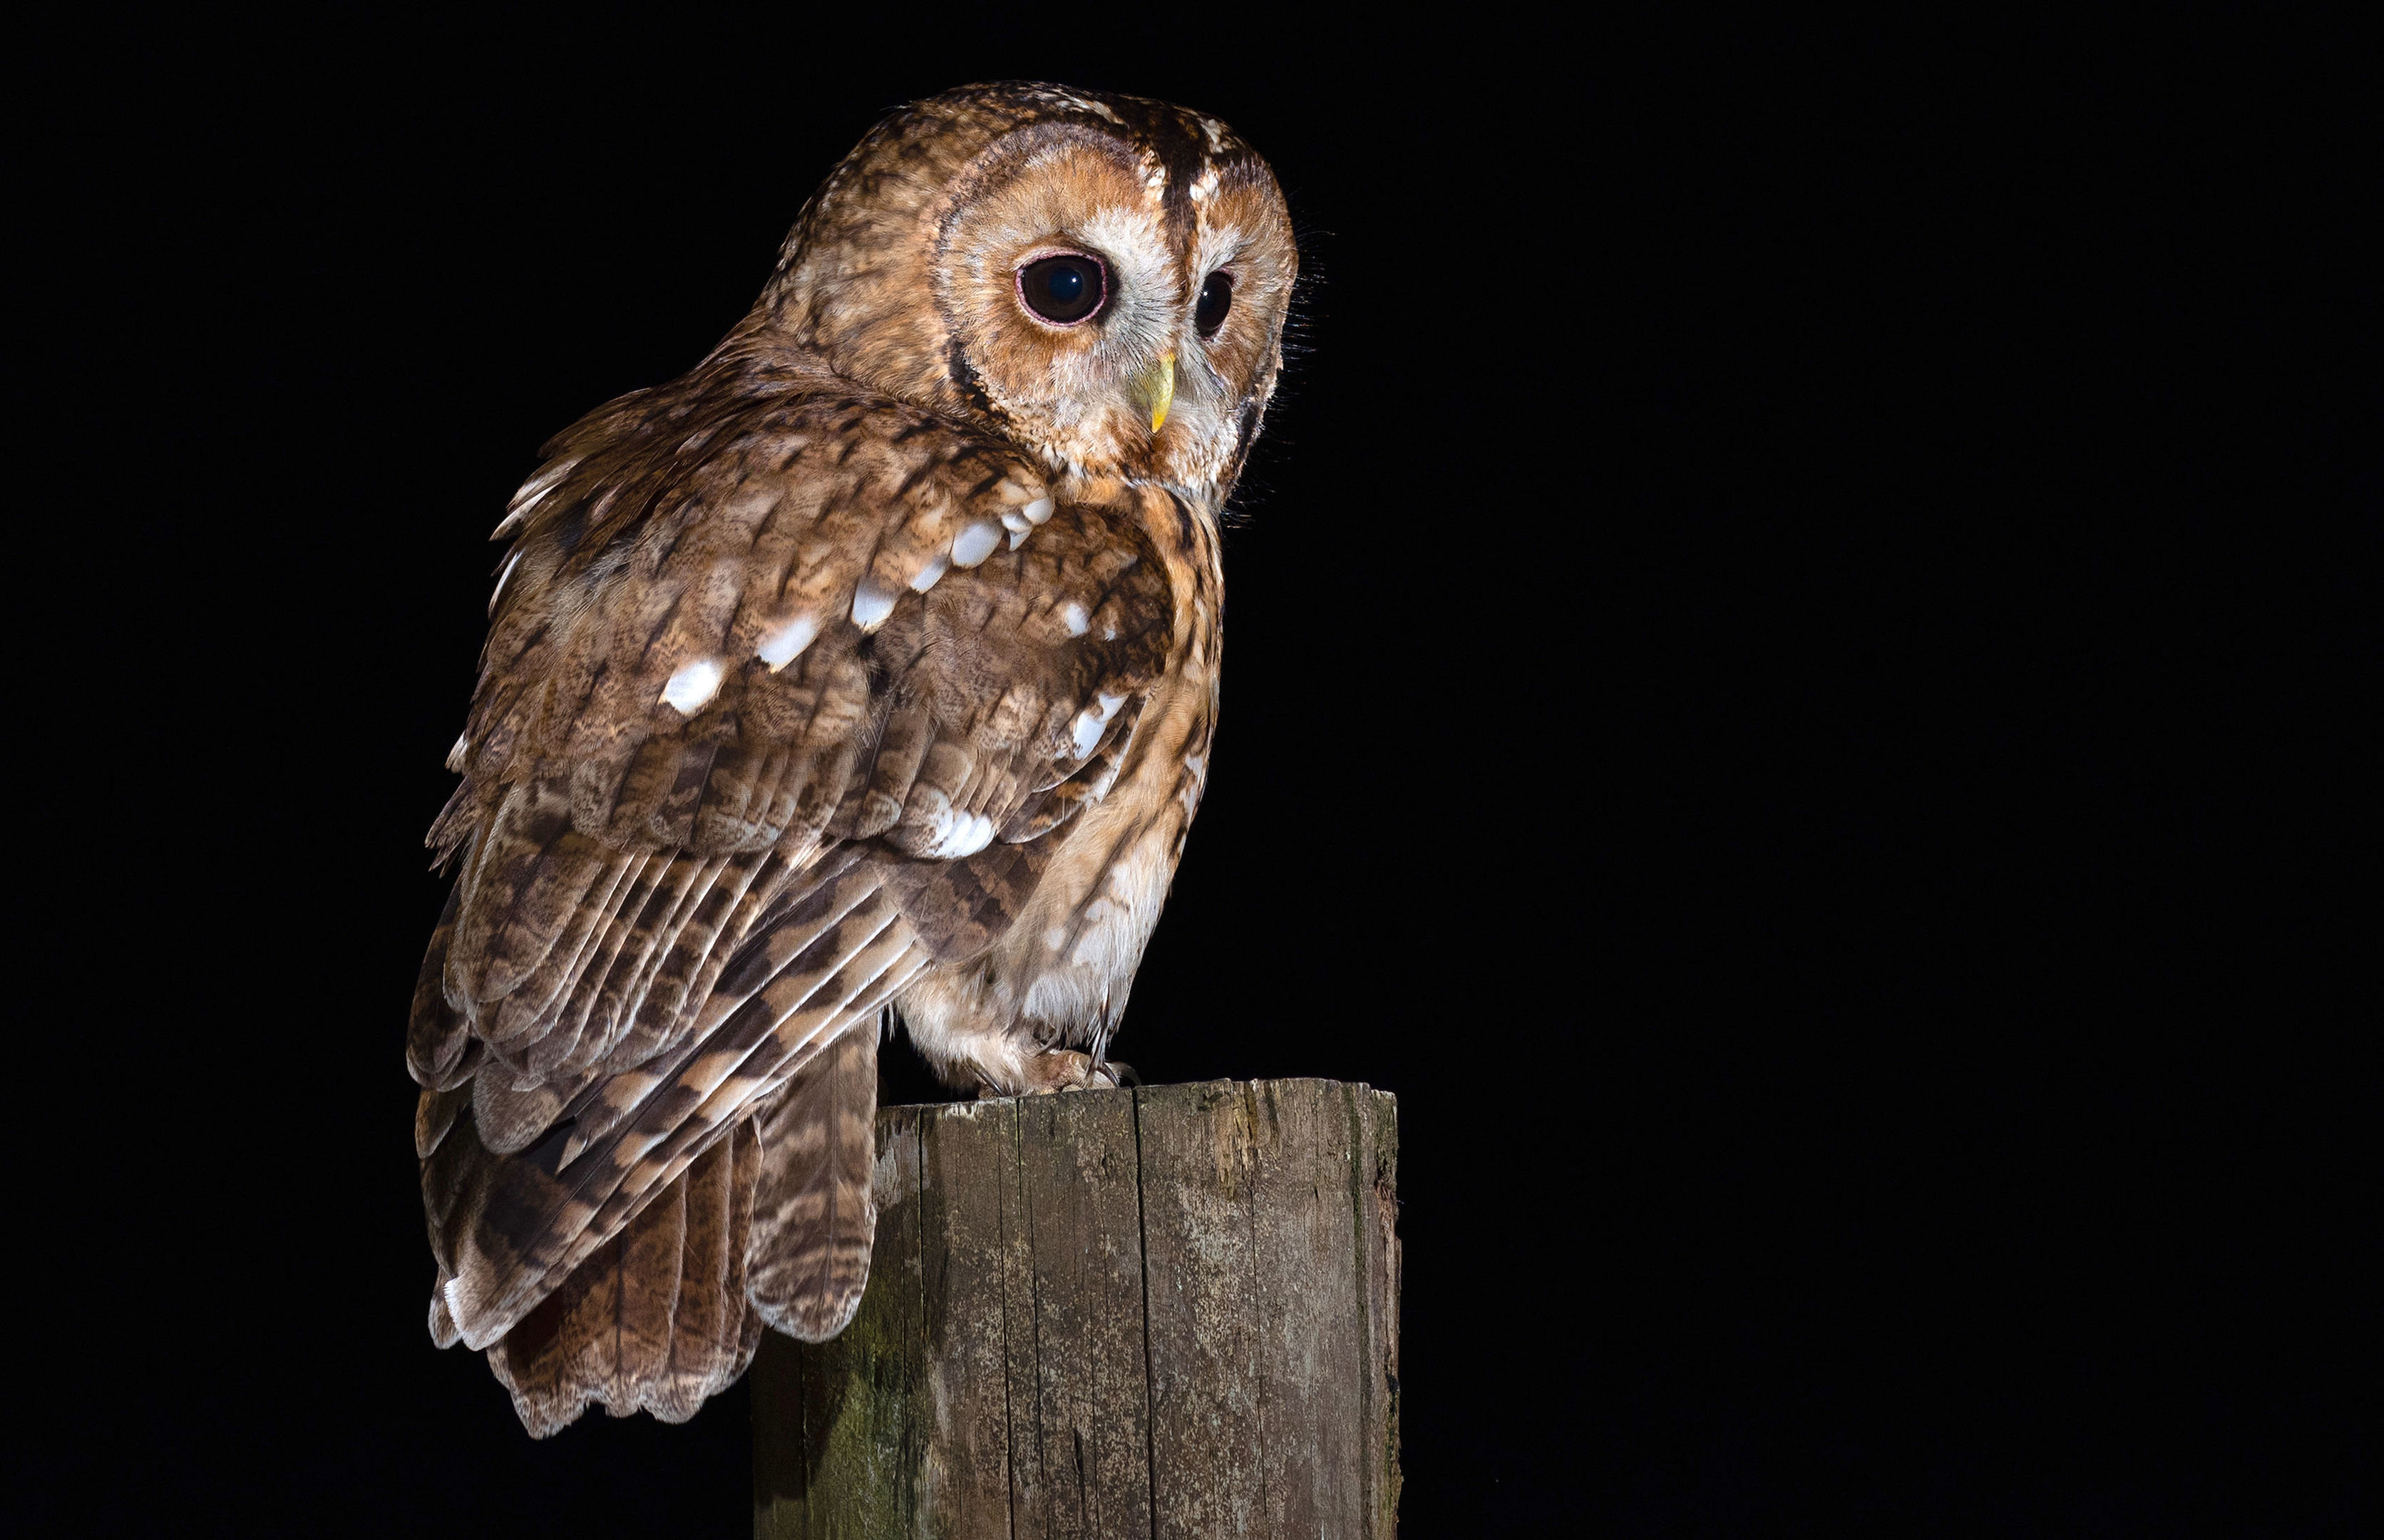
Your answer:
[407,360,1176,1356]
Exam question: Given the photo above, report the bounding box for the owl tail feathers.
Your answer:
[428,1021,886,1437]
[481,1121,768,1438]
[746,1020,882,1342]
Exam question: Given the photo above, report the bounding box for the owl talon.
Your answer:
[978,1047,1125,1098]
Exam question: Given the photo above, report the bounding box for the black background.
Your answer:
[19,12,2370,1536]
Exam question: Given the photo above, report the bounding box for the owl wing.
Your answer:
[406,356,1175,1415]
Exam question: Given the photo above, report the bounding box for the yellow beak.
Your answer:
[1146,351,1176,432]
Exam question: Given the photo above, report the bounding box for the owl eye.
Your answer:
[1017,254,1108,325]
[1195,271,1233,339]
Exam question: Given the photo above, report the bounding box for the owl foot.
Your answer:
[976,1048,1133,1098]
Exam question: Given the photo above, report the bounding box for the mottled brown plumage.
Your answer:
[409,83,1296,1434]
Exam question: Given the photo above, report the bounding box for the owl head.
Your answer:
[756,83,1297,503]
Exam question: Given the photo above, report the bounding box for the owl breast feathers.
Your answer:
[406,82,1296,1435]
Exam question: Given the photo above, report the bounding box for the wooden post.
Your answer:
[752,1078,1401,1539]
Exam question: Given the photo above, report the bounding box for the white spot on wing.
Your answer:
[1021,496,1054,525]
[488,550,523,615]
[496,458,578,538]
[446,732,470,772]
[1069,691,1126,759]
[509,458,575,510]
[1061,602,1090,637]
[659,657,724,715]
[756,614,818,671]
[952,520,1002,568]
[1056,93,1120,124]
[851,579,897,631]
[918,805,995,859]
[909,552,950,592]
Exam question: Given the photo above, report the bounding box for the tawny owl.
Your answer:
[408,83,1296,1435]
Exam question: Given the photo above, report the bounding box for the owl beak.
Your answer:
[1145,351,1176,432]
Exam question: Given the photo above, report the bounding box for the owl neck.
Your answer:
[1062,472,1223,662]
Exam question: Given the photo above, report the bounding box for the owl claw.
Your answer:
[977,1047,1126,1098]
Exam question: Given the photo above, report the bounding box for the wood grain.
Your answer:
[754,1079,1399,1539]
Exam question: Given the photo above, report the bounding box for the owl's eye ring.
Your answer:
[1016,252,1109,327]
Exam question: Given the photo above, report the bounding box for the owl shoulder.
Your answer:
[435,358,1173,864]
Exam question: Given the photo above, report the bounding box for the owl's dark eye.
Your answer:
[1195,271,1233,338]
[1018,254,1107,325]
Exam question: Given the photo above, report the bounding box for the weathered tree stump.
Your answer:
[752,1077,1400,1539]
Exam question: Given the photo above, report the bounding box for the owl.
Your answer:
[407,83,1296,1435]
